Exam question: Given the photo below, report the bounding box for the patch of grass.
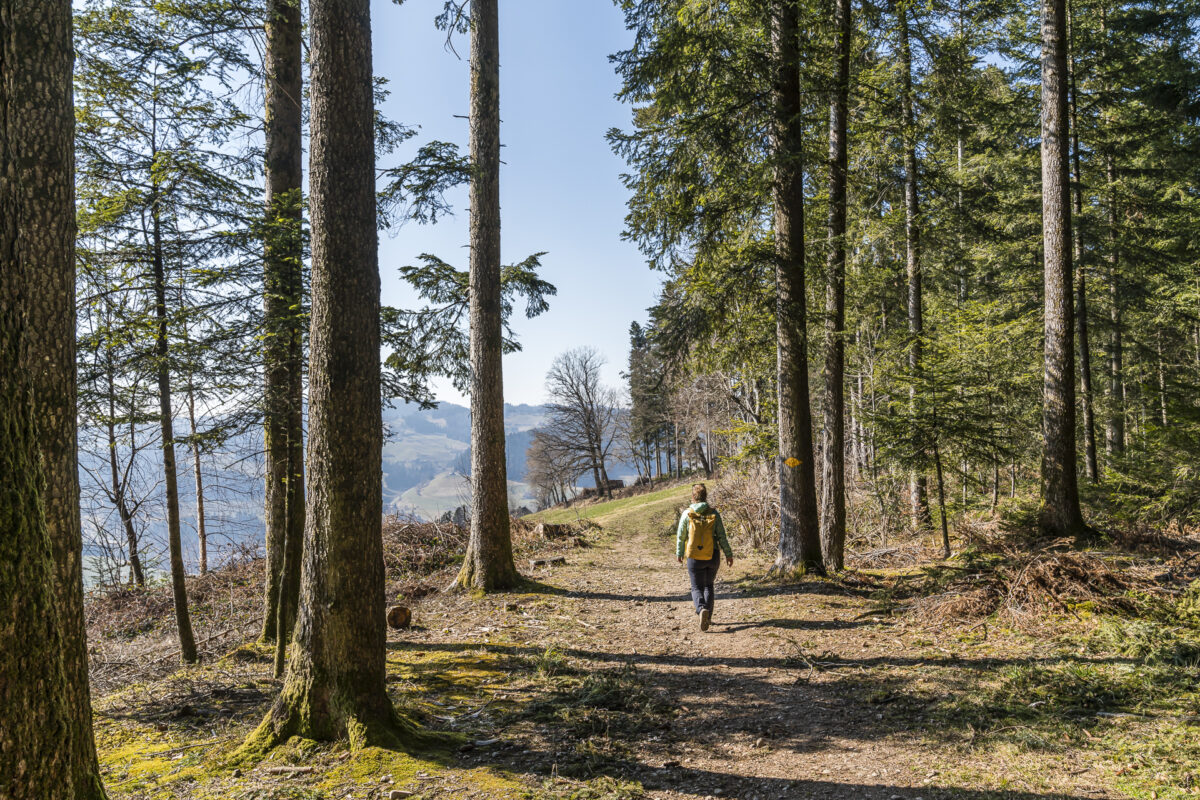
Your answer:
[1107,720,1200,800]
[524,776,647,800]
[508,663,672,778]
[1176,579,1200,627]
[895,629,1200,799]
[529,663,672,740]
[1087,619,1200,667]
[529,485,689,526]
[528,645,575,678]
[241,789,330,800]
[995,661,1167,714]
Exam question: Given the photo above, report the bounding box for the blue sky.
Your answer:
[371,0,662,407]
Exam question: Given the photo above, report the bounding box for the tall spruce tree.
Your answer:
[76,0,262,660]
[820,0,852,571]
[897,0,932,532]
[457,0,520,591]
[772,0,823,575]
[1,0,107,795]
[243,0,405,749]
[260,0,307,679]
[1038,0,1088,539]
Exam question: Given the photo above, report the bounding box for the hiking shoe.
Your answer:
[700,608,712,631]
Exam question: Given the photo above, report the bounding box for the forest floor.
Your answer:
[92,484,1200,800]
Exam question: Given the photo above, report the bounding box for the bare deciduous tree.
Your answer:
[526,431,589,507]
[545,348,621,497]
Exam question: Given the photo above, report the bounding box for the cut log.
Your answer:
[265,765,316,775]
[386,605,412,629]
[529,556,567,568]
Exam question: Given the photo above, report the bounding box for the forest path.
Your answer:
[405,487,1123,800]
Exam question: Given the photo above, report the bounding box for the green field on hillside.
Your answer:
[527,483,690,525]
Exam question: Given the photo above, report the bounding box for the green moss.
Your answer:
[318,745,436,786]
[96,720,241,798]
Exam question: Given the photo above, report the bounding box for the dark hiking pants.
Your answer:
[687,556,720,614]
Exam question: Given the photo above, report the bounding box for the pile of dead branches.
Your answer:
[86,558,267,695]
[909,548,1156,626]
[382,516,469,582]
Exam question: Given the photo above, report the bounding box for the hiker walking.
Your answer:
[676,483,734,631]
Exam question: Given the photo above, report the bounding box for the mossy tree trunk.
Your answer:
[1,1,107,796]
[771,0,823,576]
[246,0,402,749]
[457,0,519,592]
[261,0,306,648]
[820,0,851,572]
[1038,0,1088,540]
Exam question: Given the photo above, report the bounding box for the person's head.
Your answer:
[692,483,707,503]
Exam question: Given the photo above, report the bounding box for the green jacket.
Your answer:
[675,502,733,560]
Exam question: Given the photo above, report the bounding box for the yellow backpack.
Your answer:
[684,510,718,559]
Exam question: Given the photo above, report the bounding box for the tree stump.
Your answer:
[386,606,412,629]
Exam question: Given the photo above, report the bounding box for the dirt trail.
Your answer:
[404,490,1123,800]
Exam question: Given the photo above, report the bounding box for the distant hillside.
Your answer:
[81,400,642,581]
[381,402,547,520]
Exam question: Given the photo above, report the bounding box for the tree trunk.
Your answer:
[244,0,405,751]
[991,457,1000,510]
[1157,331,1168,427]
[933,440,951,558]
[772,0,823,575]
[261,0,305,645]
[1,1,107,794]
[185,381,208,574]
[599,457,613,498]
[151,187,198,664]
[1038,0,1088,540]
[694,437,712,478]
[1068,27,1098,484]
[898,4,930,531]
[107,363,144,586]
[820,0,850,572]
[457,0,518,591]
[674,421,682,478]
[1104,151,1125,458]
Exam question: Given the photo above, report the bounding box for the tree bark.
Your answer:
[933,440,951,558]
[772,0,823,575]
[1068,22,1098,484]
[1038,0,1088,540]
[457,0,518,591]
[185,380,207,574]
[151,185,198,664]
[1,1,107,795]
[107,402,144,586]
[261,0,305,645]
[244,0,404,750]
[1104,153,1125,457]
[820,0,851,571]
[898,3,931,532]
[1156,331,1168,427]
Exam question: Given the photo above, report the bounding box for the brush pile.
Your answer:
[907,545,1186,627]
[88,514,602,696]
[86,555,266,694]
